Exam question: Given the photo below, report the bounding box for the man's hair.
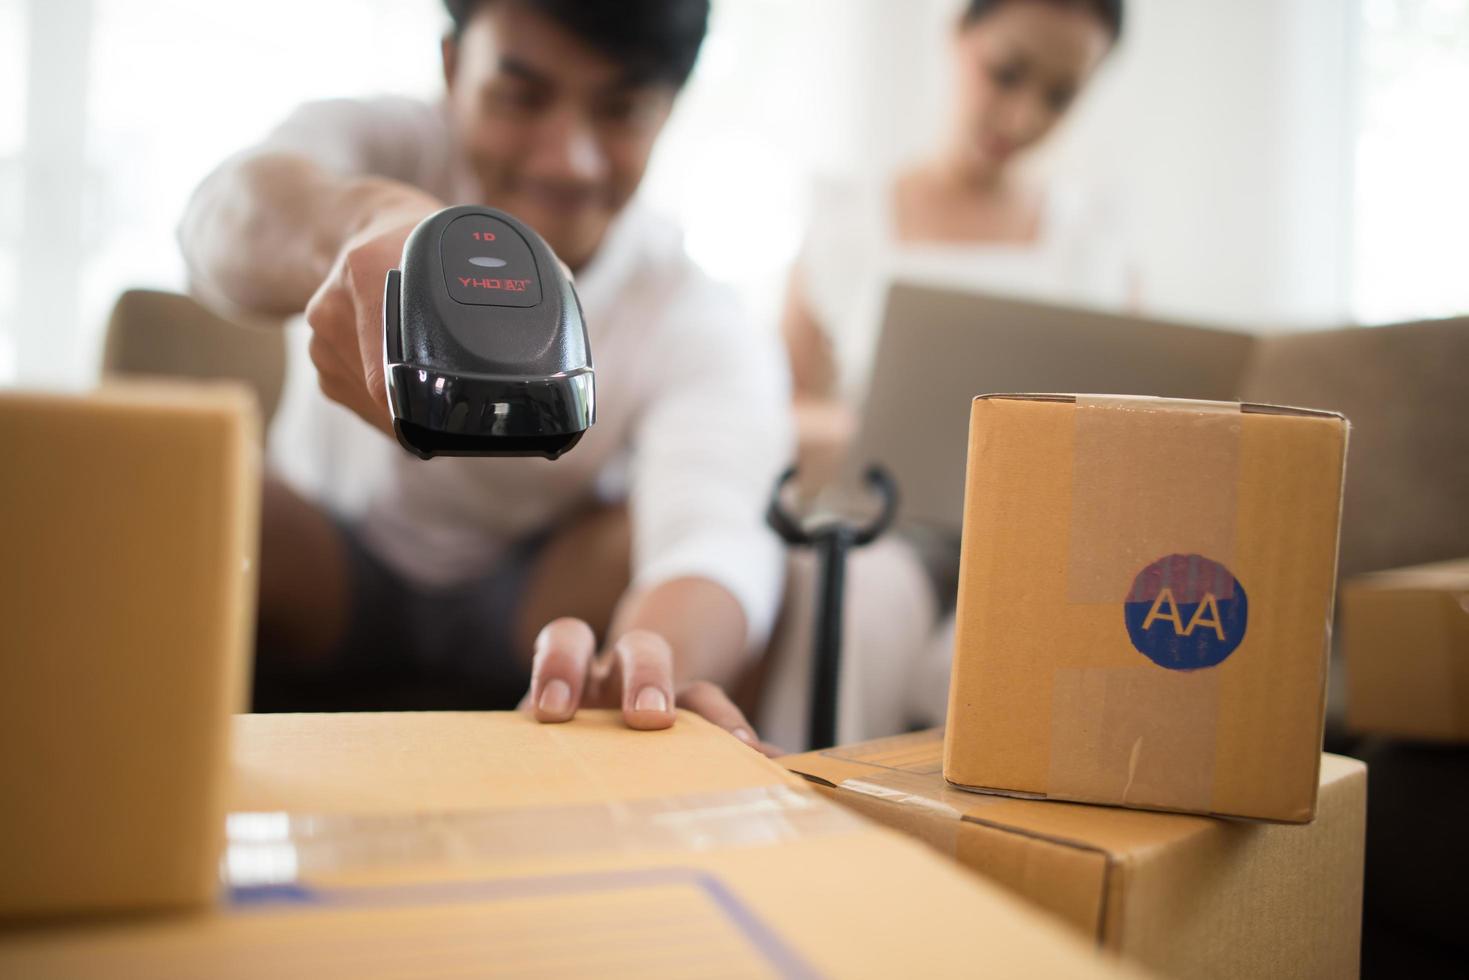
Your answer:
[962,0,1124,42]
[443,0,711,88]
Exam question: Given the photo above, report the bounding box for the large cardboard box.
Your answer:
[786,730,1366,980]
[0,712,1144,979]
[945,394,1349,822]
[1341,558,1469,741]
[0,385,260,917]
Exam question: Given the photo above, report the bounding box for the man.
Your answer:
[179,0,790,749]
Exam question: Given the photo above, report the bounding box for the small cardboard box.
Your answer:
[945,394,1349,822]
[786,730,1366,980]
[0,712,1145,979]
[0,385,260,917]
[1342,558,1469,741]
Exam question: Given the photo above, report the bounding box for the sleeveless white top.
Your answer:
[790,174,1135,736]
[795,175,1135,402]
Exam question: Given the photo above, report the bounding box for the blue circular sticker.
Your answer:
[1124,554,1248,670]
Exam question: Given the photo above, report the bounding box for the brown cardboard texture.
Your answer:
[0,384,260,918]
[0,712,1147,979]
[786,729,1366,980]
[1342,558,1469,741]
[945,394,1348,822]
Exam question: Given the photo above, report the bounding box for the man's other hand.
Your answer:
[522,618,780,757]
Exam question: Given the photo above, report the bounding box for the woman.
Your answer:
[763,0,1130,746]
[785,0,1129,411]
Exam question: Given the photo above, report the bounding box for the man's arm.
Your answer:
[180,140,444,433]
[178,152,440,317]
[608,277,792,685]
[519,274,792,750]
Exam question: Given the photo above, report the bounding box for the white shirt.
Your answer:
[797,174,1135,402]
[253,97,793,648]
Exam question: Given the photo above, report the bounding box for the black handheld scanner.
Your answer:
[384,205,594,460]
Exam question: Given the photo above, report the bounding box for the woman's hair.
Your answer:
[961,0,1124,41]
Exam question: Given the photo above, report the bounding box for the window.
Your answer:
[3,0,445,385]
[0,0,26,381]
[1354,0,1469,322]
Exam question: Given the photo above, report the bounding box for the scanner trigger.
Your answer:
[383,268,403,364]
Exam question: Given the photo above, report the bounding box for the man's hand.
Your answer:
[524,618,780,757]
[303,193,441,434]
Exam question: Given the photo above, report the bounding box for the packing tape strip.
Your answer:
[1066,395,1242,605]
[1051,395,1242,812]
[832,770,965,859]
[1047,665,1221,812]
[224,784,862,888]
[839,771,1118,946]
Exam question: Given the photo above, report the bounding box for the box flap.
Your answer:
[232,710,800,815]
[787,731,1363,857]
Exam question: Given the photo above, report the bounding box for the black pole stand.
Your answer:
[766,465,898,750]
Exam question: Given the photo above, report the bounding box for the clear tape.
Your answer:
[831,771,965,859]
[224,784,860,888]
[838,778,962,821]
[1056,396,1241,812]
[835,771,1118,945]
[1067,395,1242,605]
[1047,666,1222,811]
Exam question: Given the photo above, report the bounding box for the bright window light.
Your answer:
[1354,0,1469,322]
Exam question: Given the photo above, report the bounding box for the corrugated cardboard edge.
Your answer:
[784,747,1120,948]
[973,392,1347,422]
[1306,410,1351,812]
[937,779,1316,826]
[198,383,264,907]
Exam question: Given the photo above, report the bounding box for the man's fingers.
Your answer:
[613,630,676,731]
[677,681,781,756]
[528,618,597,723]
[305,271,390,427]
[308,330,388,433]
[347,275,389,410]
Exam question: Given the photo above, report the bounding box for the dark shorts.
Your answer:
[253,521,540,712]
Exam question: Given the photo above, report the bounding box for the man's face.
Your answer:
[442,2,678,270]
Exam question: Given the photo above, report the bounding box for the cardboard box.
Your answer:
[0,712,1145,979]
[0,384,260,917]
[945,394,1349,822]
[786,729,1366,980]
[1342,558,1469,741]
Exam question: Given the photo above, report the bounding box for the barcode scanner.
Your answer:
[383,205,594,460]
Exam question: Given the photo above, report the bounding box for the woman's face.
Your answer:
[950,1,1112,176]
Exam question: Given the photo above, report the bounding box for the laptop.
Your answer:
[848,282,1257,531]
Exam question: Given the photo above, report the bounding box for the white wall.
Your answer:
[834,0,1361,330]
[1041,0,1358,329]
